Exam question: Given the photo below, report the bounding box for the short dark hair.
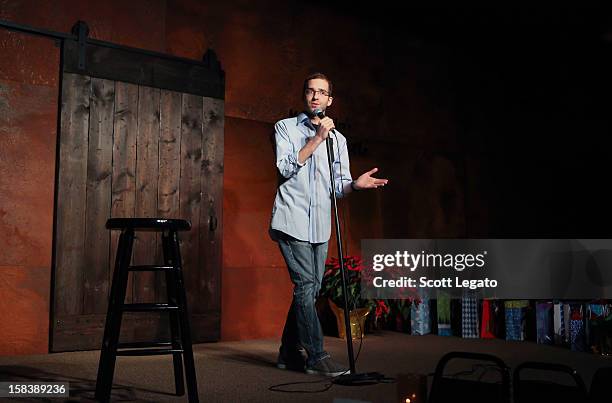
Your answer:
[303,72,333,96]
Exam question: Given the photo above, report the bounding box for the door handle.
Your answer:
[209,215,218,231]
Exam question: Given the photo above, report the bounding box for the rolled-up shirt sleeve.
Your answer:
[275,122,306,178]
[333,135,353,198]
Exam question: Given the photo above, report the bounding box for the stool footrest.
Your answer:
[117,341,173,349]
[121,303,179,312]
[129,265,177,271]
[117,348,184,356]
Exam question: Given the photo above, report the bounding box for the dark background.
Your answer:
[375,5,612,238]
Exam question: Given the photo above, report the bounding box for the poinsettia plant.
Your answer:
[321,255,391,321]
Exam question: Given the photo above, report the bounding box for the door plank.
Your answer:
[158,90,182,218]
[179,94,204,313]
[197,98,224,337]
[110,81,138,303]
[83,78,115,314]
[133,86,161,303]
[54,73,91,319]
[157,90,182,299]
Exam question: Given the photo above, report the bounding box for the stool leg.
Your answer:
[162,231,185,397]
[169,230,199,403]
[95,229,134,402]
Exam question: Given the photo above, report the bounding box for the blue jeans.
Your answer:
[278,234,329,366]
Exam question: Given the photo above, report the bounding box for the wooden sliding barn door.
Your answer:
[52,36,224,352]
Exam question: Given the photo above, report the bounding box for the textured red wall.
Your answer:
[0,0,169,355]
[0,80,57,354]
[0,1,465,354]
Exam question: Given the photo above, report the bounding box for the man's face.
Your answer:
[303,78,333,114]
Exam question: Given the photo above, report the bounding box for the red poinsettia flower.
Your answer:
[347,263,362,271]
[375,300,390,319]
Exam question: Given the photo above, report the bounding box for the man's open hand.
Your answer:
[353,168,388,190]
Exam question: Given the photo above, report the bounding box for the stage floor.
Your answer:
[0,331,609,402]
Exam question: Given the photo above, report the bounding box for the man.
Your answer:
[270,73,389,377]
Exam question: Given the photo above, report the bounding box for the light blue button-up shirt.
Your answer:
[270,113,353,243]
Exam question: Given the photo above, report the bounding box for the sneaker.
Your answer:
[305,355,349,377]
[276,347,307,371]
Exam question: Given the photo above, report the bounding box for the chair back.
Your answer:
[513,361,587,403]
[428,352,511,403]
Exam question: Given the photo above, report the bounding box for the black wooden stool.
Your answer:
[95,218,198,402]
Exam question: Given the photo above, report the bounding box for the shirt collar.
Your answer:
[297,112,316,130]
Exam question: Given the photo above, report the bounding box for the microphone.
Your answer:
[313,108,325,119]
[313,108,336,134]
[313,109,335,162]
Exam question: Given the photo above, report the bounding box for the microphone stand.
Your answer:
[325,135,386,386]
